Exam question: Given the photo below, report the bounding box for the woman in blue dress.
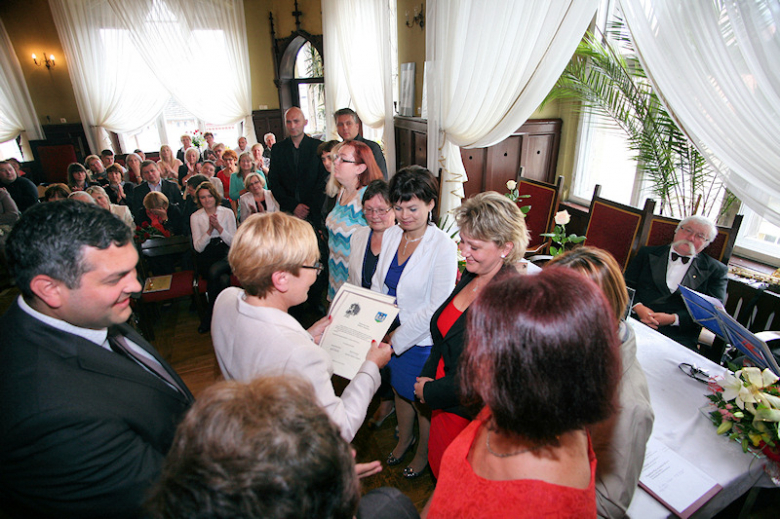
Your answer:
[371,166,457,478]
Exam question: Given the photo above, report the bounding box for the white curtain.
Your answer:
[0,18,44,143]
[49,0,170,153]
[621,0,780,227]
[426,0,599,216]
[109,0,255,143]
[322,0,396,174]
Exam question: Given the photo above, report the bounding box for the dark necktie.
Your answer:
[107,328,184,395]
[671,252,691,265]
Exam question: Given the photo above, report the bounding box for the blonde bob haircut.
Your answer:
[143,191,169,211]
[229,212,319,298]
[546,246,629,324]
[244,172,265,189]
[454,191,530,264]
[195,181,223,208]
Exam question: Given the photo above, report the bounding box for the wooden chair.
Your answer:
[584,185,656,272]
[516,171,563,255]
[134,236,203,340]
[641,214,743,265]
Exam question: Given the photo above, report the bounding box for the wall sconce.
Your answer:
[32,53,56,70]
[406,4,424,30]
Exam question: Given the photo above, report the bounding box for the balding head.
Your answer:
[284,107,307,141]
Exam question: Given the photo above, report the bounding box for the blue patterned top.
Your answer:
[326,187,367,300]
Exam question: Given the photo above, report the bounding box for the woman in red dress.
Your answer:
[413,191,529,479]
[425,268,621,518]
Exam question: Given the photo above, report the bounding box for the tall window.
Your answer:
[735,208,780,267]
[294,42,325,138]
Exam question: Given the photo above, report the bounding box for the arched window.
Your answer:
[293,42,325,138]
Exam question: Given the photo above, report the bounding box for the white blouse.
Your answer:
[190,205,236,253]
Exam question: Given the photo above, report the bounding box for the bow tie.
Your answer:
[671,252,691,265]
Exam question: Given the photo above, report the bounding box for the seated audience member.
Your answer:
[549,247,654,518]
[0,201,193,517]
[211,212,392,441]
[200,159,224,198]
[69,191,97,203]
[202,148,218,167]
[426,269,620,518]
[85,154,108,184]
[134,149,146,160]
[182,174,215,236]
[235,136,249,155]
[204,131,215,151]
[178,147,201,187]
[43,183,71,202]
[87,185,134,229]
[229,152,257,215]
[7,157,25,177]
[0,187,20,226]
[238,172,279,224]
[67,162,98,193]
[176,134,192,163]
[132,160,184,216]
[251,142,269,178]
[100,149,123,173]
[0,160,38,213]
[158,144,182,180]
[105,164,134,206]
[414,191,529,480]
[124,152,144,184]
[215,146,233,196]
[213,142,226,170]
[190,181,236,333]
[625,215,727,350]
[146,376,418,519]
[334,107,388,179]
[136,191,183,237]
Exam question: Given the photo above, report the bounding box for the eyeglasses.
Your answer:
[301,261,324,274]
[678,362,710,383]
[678,225,709,242]
[364,207,392,216]
[332,155,357,164]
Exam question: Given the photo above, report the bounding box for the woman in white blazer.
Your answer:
[371,166,457,479]
[238,172,279,224]
[211,212,392,442]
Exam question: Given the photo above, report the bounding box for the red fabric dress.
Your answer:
[428,300,470,479]
[427,409,598,518]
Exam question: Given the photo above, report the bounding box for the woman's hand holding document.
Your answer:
[320,283,399,379]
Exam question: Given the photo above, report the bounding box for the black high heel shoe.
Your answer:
[386,436,417,466]
[403,463,428,479]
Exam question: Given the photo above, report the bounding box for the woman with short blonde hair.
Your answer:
[212,211,392,442]
[238,172,279,224]
[86,185,134,228]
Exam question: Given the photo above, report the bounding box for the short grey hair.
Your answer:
[678,215,718,242]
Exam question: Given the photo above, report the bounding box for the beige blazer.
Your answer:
[238,190,279,223]
[211,287,380,441]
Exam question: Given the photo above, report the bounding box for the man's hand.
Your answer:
[653,312,677,327]
[414,377,433,403]
[352,449,382,479]
[634,303,660,329]
[293,203,310,219]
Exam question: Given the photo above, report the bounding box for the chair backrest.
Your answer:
[642,214,743,265]
[37,144,78,184]
[585,185,656,272]
[516,171,563,251]
[139,235,192,258]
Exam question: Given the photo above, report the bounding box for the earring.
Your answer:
[501,254,506,259]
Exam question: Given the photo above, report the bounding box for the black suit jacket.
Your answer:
[354,134,388,179]
[267,134,327,229]
[625,244,728,349]
[0,300,194,518]
[419,268,517,419]
[131,179,184,216]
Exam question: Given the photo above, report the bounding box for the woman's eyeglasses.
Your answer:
[301,262,324,274]
[332,155,357,164]
[364,207,392,216]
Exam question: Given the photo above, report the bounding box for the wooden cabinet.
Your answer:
[394,117,561,198]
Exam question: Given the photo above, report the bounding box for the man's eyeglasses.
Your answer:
[301,262,324,274]
[364,207,392,216]
[678,225,709,242]
[332,155,357,164]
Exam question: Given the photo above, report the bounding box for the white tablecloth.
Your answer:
[626,318,773,518]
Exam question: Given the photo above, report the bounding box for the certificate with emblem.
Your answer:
[320,283,399,380]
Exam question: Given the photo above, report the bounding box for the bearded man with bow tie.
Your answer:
[625,215,728,350]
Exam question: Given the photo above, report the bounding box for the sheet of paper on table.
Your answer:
[639,437,722,518]
[143,275,172,293]
[320,283,398,380]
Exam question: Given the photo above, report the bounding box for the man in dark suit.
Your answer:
[0,201,194,518]
[132,159,184,215]
[625,215,728,350]
[267,107,328,314]
[334,107,388,179]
